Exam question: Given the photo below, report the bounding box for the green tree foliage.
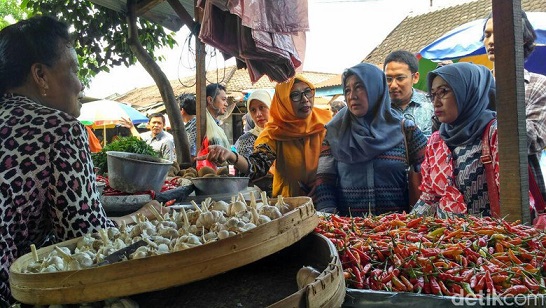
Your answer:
[0,0,30,29]
[22,0,176,85]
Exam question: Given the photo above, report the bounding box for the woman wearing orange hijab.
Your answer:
[85,125,103,153]
[197,74,332,197]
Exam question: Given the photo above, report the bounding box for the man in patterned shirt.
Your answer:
[120,113,176,162]
[484,11,546,200]
[384,50,434,138]
[178,93,197,162]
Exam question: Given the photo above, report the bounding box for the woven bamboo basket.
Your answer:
[130,232,346,307]
[269,233,346,308]
[9,197,318,305]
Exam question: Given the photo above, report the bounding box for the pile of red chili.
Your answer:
[96,175,180,198]
[315,213,546,297]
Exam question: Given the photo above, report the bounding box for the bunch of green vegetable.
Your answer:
[92,136,159,175]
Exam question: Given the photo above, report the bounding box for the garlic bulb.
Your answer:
[296,266,321,289]
[211,200,230,213]
[260,205,282,220]
[275,195,292,214]
[217,229,231,240]
[229,200,247,216]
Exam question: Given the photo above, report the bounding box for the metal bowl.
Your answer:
[190,176,250,196]
[106,151,172,193]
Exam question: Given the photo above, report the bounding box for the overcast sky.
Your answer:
[86,0,470,98]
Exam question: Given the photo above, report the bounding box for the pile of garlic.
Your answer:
[23,192,294,273]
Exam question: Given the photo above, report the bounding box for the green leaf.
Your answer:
[92,136,160,175]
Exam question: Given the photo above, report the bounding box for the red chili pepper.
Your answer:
[429,276,442,295]
[491,274,509,284]
[413,276,425,293]
[400,275,414,291]
[470,274,478,289]
[527,239,540,250]
[484,270,494,294]
[371,268,383,278]
[392,253,403,267]
[353,247,372,263]
[345,249,361,270]
[381,272,394,284]
[478,236,488,247]
[473,275,485,293]
[495,242,505,253]
[523,276,540,292]
[518,247,535,261]
[423,281,432,294]
[500,285,530,296]
[361,263,372,276]
[392,275,408,292]
[508,249,523,265]
[164,199,176,206]
[406,217,423,228]
[327,238,345,251]
[333,228,348,237]
[438,280,453,296]
[331,214,349,224]
[352,265,364,289]
[375,248,386,262]
[451,283,463,296]
[438,272,465,283]
[463,247,480,263]
[421,248,441,258]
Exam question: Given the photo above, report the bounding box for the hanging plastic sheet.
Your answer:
[198,0,307,83]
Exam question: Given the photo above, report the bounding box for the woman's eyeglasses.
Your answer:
[289,88,315,102]
[427,87,452,101]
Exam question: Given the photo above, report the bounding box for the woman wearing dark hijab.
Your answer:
[411,62,498,218]
[314,63,427,216]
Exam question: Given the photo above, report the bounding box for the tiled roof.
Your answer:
[114,66,337,107]
[363,0,546,67]
[314,74,342,88]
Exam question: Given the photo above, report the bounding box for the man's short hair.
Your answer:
[482,11,536,60]
[148,112,166,124]
[178,93,196,115]
[383,50,419,74]
[330,100,346,113]
[206,83,227,99]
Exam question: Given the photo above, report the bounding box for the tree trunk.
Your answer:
[126,0,192,168]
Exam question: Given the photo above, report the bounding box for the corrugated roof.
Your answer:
[314,74,342,88]
[364,0,546,67]
[114,66,337,107]
[89,0,195,31]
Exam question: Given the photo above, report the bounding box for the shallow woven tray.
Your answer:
[130,232,346,308]
[10,197,318,305]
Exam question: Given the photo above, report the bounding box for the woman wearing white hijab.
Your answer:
[235,89,272,157]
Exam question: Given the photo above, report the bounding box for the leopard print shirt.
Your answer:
[0,94,114,304]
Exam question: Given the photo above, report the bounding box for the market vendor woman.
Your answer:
[0,16,165,305]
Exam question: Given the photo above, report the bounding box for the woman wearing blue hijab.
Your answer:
[411,62,498,218]
[314,63,428,215]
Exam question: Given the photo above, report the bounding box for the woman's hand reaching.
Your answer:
[195,145,236,166]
